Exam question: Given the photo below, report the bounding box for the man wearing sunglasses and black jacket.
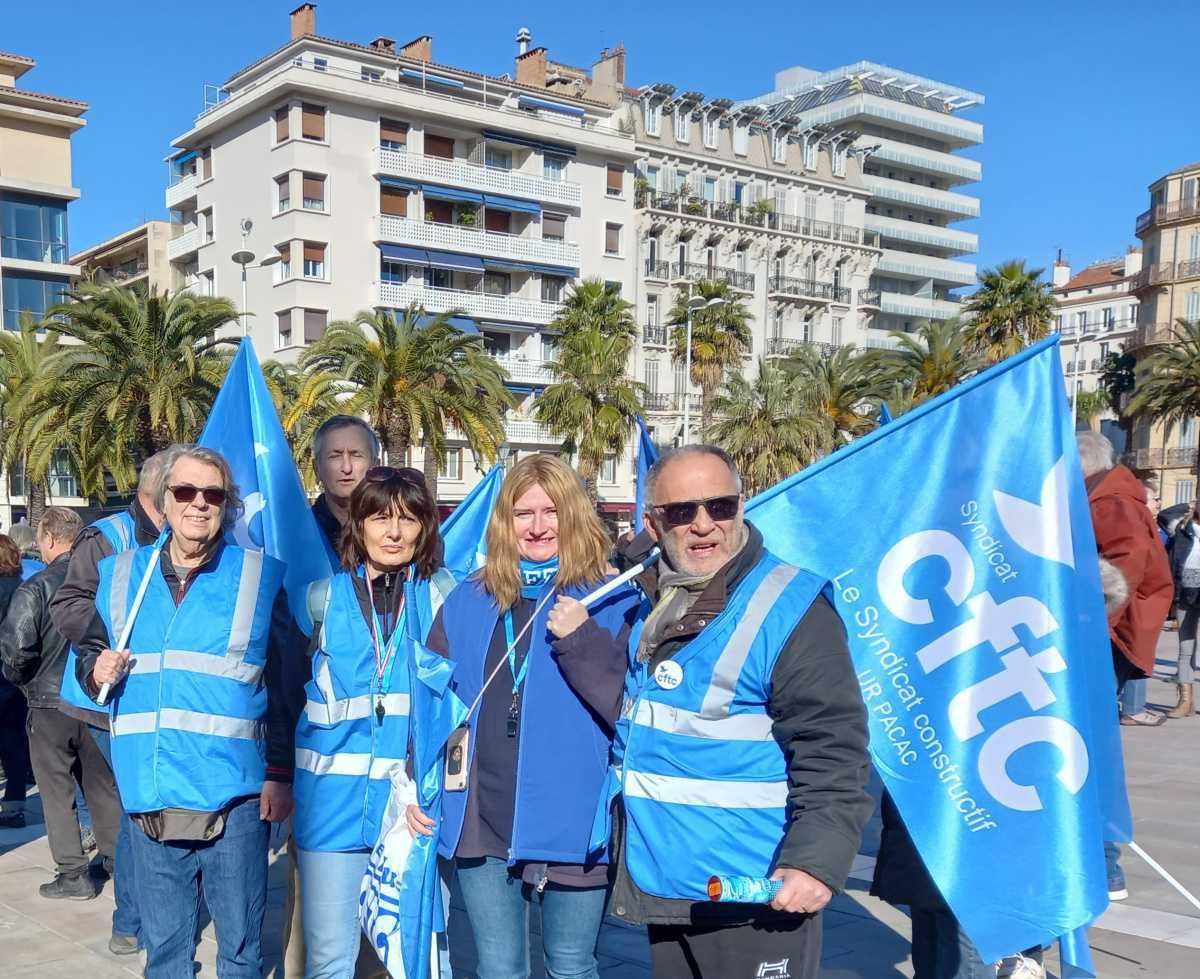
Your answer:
[552,444,872,979]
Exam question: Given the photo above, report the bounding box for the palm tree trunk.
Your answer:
[28,479,47,532]
[422,439,439,504]
[700,382,715,437]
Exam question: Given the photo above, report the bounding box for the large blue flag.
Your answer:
[440,464,504,576]
[198,339,334,597]
[635,417,659,531]
[746,336,1129,970]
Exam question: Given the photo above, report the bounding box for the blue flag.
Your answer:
[879,401,894,425]
[198,339,333,598]
[635,417,659,532]
[440,464,504,577]
[745,336,1128,971]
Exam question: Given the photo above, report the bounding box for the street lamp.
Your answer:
[682,293,726,446]
[232,218,281,338]
[1069,331,1098,428]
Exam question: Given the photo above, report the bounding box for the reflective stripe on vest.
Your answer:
[109,550,135,643]
[624,770,788,809]
[304,683,410,725]
[295,748,403,780]
[112,708,262,740]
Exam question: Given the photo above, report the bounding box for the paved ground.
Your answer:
[1,628,1197,977]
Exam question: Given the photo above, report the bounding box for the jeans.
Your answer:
[1104,842,1126,892]
[87,726,142,941]
[910,907,995,979]
[1119,678,1147,716]
[129,797,268,979]
[296,847,371,979]
[1179,607,1198,685]
[455,856,608,979]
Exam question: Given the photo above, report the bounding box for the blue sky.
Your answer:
[7,0,1198,281]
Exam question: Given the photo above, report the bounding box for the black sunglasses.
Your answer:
[168,484,227,506]
[652,494,740,527]
[365,466,425,485]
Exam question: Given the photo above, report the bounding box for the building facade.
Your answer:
[745,63,983,337]
[1126,161,1200,505]
[162,6,639,516]
[0,50,88,526]
[619,85,881,446]
[70,220,178,293]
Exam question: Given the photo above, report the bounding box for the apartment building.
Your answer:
[162,6,639,515]
[0,50,88,526]
[70,220,179,292]
[744,63,983,337]
[619,85,881,445]
[1125,161,1200,505]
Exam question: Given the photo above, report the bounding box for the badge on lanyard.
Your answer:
[653,660,684,690]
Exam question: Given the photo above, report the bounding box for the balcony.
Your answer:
[879,291,961,320]
[796,93,983,148]
[863,175,980,219]
[670,261,754,291]
[1131,263,1175,292]
[768,275,849,304]
[1123,447,1198,470]
[1177,259,1200,281]
[375,147,581,208]
[1060,318,1137,340]
[765,337,836,358]
[858,289,881,308]
[1136,196,1200,234]
[863,333,903,351]
[492,355,554,386]
[506,417,556,443]
[643,324,669,346]
[865,215,977,255]
[644,259,670,280]
[644,392,673,412]
[375,215,580,269]
[1128,322,1178,349]
[862,136,982,185]
[877,250,978,286]
[165,172,199,209]
[377,282,563,325]
[167,228,200,261]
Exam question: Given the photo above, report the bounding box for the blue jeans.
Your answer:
[1119,678,1147,716]
[910,907,994,979]
[296,847,371,979]
[455,856,608,979]
[1105,842,1125,892]
[87,726,142,940]
[129,797,268,979]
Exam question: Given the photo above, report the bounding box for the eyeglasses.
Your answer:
[168,484,227,506]
[652,494,740,527]
[365,466,425,485]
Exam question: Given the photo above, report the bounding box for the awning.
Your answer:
[425,250,484,273]
[378,176,419,190]
[400,68,465,89]
[170,149,198,167]
[481,129,577,158]
[380,244,427,263]
[483,258,576,277]
[416,313,479,334]
[598,502,635,514]
[423,185,483,204]
[483,194,540,215]
[481,320,538,334]
[517,96,586,119]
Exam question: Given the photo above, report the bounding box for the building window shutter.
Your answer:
[607,164,623,196]
[276,310,292,347]
[425,134,454,159]
[275,106,289,142]
[302,174,325,207]
[605,223,620,255]
[276,175,290,210]
[542,213,566,240]
[380,119,408,147]
[304,309,327,343]
[278,241,293,275]
[201,149,212,180]
[380,186,408,216]
[485,209,510,233]
[301,103,325,140]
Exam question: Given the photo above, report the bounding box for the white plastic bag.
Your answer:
[359,767,418,978]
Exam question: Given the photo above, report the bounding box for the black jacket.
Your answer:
[0,573,22,706]
[554,523,874,926]
[1,554,75,709]
[869,792,944,910]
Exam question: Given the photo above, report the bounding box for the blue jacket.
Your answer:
[437,575,639,865]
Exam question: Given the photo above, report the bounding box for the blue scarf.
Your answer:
[518,556,558,599]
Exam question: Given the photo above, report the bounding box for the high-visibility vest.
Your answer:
[609,552,826,901]
[293,567,456,852]
[95,541,285,814]
[60,511,137,714]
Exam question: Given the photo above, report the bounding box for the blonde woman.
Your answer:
[407,455,639,979]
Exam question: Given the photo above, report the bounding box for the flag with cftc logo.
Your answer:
[746,335,1129,972]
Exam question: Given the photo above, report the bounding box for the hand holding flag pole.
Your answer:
[579,548,660,609]
[96,542,165,707]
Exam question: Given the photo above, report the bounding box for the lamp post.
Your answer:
[1070,331,1098,428]
[231,218,280,338]
[682,292,726,446]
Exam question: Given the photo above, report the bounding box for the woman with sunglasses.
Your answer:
[406,455,639,979]
[292,466,457,979]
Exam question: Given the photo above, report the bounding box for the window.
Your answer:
[540,334,558,361]
[483,331,510,356]
[644,357,659,392]
[486,147,512,171]
[380,185,408,217]
[801,314,813,342]
[543,154,568,182]
[0,195,68,263]
[275,174,290,212]
[605,223,621,256]
[600,456,617,485]
[425,200,453,225]
[733,123,749,156]
[736,249,748,277]
[313,57,327,72]
[304,309,327,343]
[673,170,687,194]
[1189,291,1200,324]
[303,242,325,279]
[804,194,817,222]
[1177,480,1195,506]
[200,148,212,181]
[1099,342,1110,359]
[674,109,690,143]
[380,119,408,151]
[833,146,847,177]
[646,102,661,136]
[200,209,214,242]
[48,449,78,498]
[704,177,717,203]
[606,164,624,197]
[733,181,745,204]
[803,138,816,171]
[301,103,325,141]
[361,66,383,83]
[302,174,326,211]
[199,270,214,297]
[423,133,453,159]
[380,258,408,284]
[1181,418,1198,449]
[1102,307,1114,329]
[771,130,787,164]
[485,209,510,234]
[541,276,566,303]
[831,316,843,346]
[425,266,452,289]
[1190,232,1200,262]
[1054,315,1064,333]
[274,106,289,143]
[605,280,622,297]
[440,449,463,480]
[1,271,68,329]
[772,307,784,339]
[646,295,659,326]
[833,199,846,228]
[542,213,566,241]
[276,242,293,280]
[276,310,293,349]
[484,272,510,296]
[702,116,718,149]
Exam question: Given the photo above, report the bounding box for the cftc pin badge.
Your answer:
[653,660,684,690]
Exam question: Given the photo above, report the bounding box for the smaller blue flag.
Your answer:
[879,402,894,425]
[635,417,659,532]
[440,464,504,577]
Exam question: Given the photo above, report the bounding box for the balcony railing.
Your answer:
[858,289,881,307]
[377,282,563,324]
[1131,263,1175,292]
[879,291,961,320]
[375,147,581,207]
[862,175,981,218]
[1123,447,1199,470]
[1061,317,1138,339]
[877,250,978,286]
[492,355,554,385]
[644,392,673,412]
[165,172,199,209]
[506,418,556,442]
[167,228,200,261]
[768,274,849,304]
[864,137,983,183]
[1177,259,1200,281]
[644,259,670,279]
[375,215,580,269]
[1128,322,1178,348]
[643,324,669,346]
[865,215,978,254]
[765,337,836,357]
[670,261,755,291]
[1136,196,1200,233]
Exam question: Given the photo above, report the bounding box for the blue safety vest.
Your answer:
[95,540,285,814]
[292,566,457,852]
[60,511,137,714]
[606,552,826,901]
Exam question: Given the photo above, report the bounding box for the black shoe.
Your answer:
[39,872,98,901]
[0,811,26,829]
[108,933,140,955]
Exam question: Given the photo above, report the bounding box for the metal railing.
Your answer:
[376,215,579,268]
[644,392,673,411]
[670,261,755,291]
[1123,447,1199,470]
[1136,196,1200,233]
[767,274,848,303]
[377,282,562,324]
[765,337,835,357]
[643,324,669,346]
[858,289,881,307]
[1177,259,1200,280]
[644,259,671,279]
[1131,262,1176,291]
[376,147,582,207]
[1128,322,1179,348]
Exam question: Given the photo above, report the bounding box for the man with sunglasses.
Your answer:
[555,445,872,979]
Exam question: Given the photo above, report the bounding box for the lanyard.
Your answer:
[362,568,407,695]
[502,611,530,695]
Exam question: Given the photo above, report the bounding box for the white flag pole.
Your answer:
[1129,841,1200,912]
[579,548,660,609]
[97,546,162,707]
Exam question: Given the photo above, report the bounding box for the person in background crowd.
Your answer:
[560,445,872,979]
[293,467,457,979]
[79,445,304,977]
[0,507,125,906]
[0,534,34,829]
[1077,431,1172,902]
[49,449,169,954]
[9,521,45,579]
[408,454,640,979]
[1168,498,1200,720]
[1119,480,1168,726]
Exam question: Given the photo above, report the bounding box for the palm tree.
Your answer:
[549,278,637,340]
[260,359,344,487]
[667,280,753,432]
[706,359,824,494]
[302,306,511,498]
[871,319,984,404]
[1074,389,1108,430]
[963,260,1056,363]
[1127,320,1200,477]
[534,325,644,501]
[49,282,239,457]
[782,344,890,450]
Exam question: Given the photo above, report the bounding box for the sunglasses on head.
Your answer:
[168,484,227,506]
[652,494,740,527]
[365,466,425,485]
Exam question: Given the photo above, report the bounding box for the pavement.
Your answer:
[1,627,1197,977]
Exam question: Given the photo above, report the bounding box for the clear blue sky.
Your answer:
[7,0,1197,280]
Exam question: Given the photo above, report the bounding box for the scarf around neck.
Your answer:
[519,556,559,599]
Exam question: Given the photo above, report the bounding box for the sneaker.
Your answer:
[108,933,140,955]
[1109,886,1129,901]
[0,810,26,829]
[998,955,1046,979]
[39,872,98,901]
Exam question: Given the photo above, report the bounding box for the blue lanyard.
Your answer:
[362,568,407,696]
[502,610,530,695]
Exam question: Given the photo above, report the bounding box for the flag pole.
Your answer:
[96,545,164,706]
[1129,841,1200,912]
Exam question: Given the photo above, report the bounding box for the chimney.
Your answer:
[1124,247,1143,278]
[1052,256,1071,289]
[589,43,626,105]
[399,35,432,63]
[290,3,316,40]
[370,37,396,53]
[517,27,532,56]
[516,46,548,89]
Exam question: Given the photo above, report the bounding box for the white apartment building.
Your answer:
[619,84,881,446]
[744,63,983,338]
[162,6,639,517]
